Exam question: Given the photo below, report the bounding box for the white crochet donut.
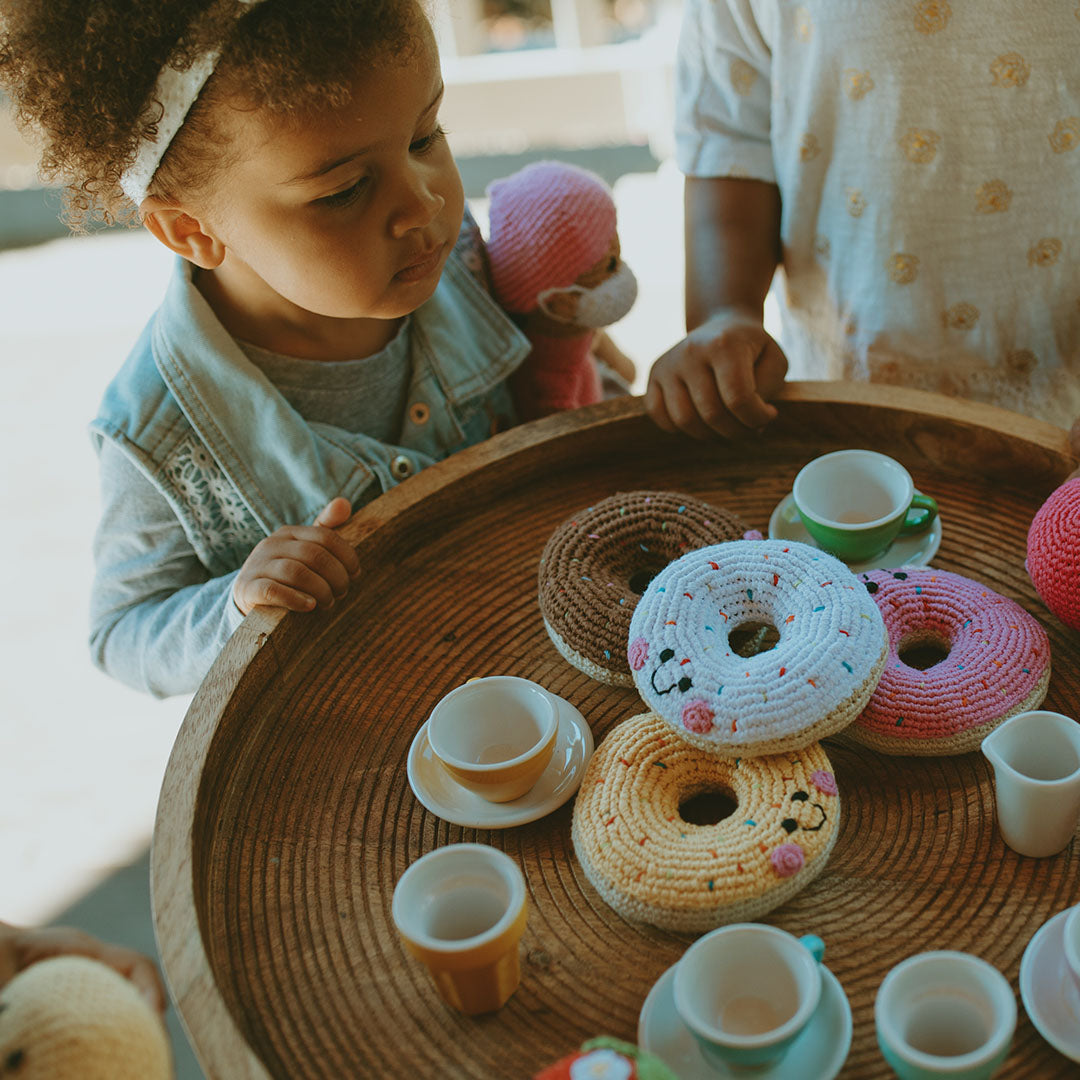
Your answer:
[627,539,888,756]
[571,712,841,932]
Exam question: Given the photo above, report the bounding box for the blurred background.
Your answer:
[0,1,687,1074]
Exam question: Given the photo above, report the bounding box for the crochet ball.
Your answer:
[0,956,173,1080]
[1027,477,1080,631]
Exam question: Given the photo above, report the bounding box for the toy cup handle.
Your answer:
[799,934,825,964]
[899,493,938,536]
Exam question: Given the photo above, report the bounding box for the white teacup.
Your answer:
[1062,905,1080,1004]
[875,951,1016,1080]
[391,843,528,1015]
[981,710,1080,857]
[427,676,558,802]
[673,923,826,1071]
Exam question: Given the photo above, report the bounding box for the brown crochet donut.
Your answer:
[538,491,751,685]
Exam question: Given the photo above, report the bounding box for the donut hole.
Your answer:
[728,620,780,658]
[628,564,666,595]
[898,631,951,671]
[678,786,739,826]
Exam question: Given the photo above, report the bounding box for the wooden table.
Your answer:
[153,384,1080,1079]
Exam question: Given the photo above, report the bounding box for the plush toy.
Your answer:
[533,1036,678,1080]
[1027,476,1080,630]
[0,956,173,1079]
[486,161,638,421]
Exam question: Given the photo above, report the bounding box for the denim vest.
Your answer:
[89,221,531,577]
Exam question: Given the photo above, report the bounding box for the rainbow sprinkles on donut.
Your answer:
[627,539,889,757]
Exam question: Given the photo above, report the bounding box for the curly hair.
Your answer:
[0,0,420,228]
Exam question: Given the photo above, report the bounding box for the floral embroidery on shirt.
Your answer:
[1006,349,1037,375]
[730,58,757,96]
[846,188,868,217]
[164,435,263,557]
[899,128,941,163]
[814,234,831,260]
[990,53,1030,88]
[843,69,875,100]
[887,253,920,284]
[800,133,822,161]
[975,180,1012,213]
[942,302,980,330]
[794,6,812,42]
[1028,238,1063,267]
[1049,118,1080,153]
[914,0,951,34]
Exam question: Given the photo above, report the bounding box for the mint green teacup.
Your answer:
[875,951,1016,1079]
[793,449,937,563]
[673,924,826,1071]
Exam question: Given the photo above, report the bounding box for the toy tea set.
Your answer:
[394,448,1080,1079]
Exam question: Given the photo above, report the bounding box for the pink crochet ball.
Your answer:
[1027,477,1080,630]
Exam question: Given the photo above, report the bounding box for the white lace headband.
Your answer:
[120,0,268,206]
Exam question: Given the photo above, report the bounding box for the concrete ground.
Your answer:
[0,162,687,1078]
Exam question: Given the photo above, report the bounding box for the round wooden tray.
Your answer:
[153,384,1080,1079]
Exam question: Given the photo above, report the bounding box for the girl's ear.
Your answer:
[140,200,226,269]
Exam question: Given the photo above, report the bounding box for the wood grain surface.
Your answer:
[152,384,1080,1079]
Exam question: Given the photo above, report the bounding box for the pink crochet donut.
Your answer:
[1027,477,1080,631]
[847,567,1051,755]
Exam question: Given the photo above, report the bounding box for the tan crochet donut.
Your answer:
[571,712,840,932]
[538,492,751,686]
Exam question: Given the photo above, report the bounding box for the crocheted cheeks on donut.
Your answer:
[627,539,888,757]
[538,491,751,687]
[846,567,1051,755]
[570,711,841,932]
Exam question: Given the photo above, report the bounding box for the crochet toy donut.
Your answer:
[847,567,1051,755]
[538,491,750,686]
[1027,477,1080,631]
[571,712,840,932]
[627,539,888,756]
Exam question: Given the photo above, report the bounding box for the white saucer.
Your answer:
[768,490,942,571]
[406,692,594,828]
[1020,905,1080,1063]
[637,961,852,1080]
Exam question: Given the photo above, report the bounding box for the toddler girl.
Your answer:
[0,0,539,696]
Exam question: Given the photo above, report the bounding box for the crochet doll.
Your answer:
[533,1036,677,1080]
[0,956,173,1079]
[486,161,638,421]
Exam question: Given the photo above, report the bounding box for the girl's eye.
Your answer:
[317,176,369,209]
[410,124,446,155]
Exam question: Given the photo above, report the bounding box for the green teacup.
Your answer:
[793,449,937,563]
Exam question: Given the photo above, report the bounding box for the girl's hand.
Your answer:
[0,921,167,1013]
[645,308,788,439]
[233,497,359,616]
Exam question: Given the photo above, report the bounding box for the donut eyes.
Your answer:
[677,676,693,692]
[660,648,675,662]
[781,818,798,834]
[892,571,908,579]
[791,790,809,802]
[864,581,879,594]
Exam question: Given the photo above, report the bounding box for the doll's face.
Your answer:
[538,234,623,323]
[521,233,637,338]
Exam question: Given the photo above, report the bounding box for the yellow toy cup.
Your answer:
[392,844,528,1015]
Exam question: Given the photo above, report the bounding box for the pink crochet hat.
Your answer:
[486,161,617,314]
